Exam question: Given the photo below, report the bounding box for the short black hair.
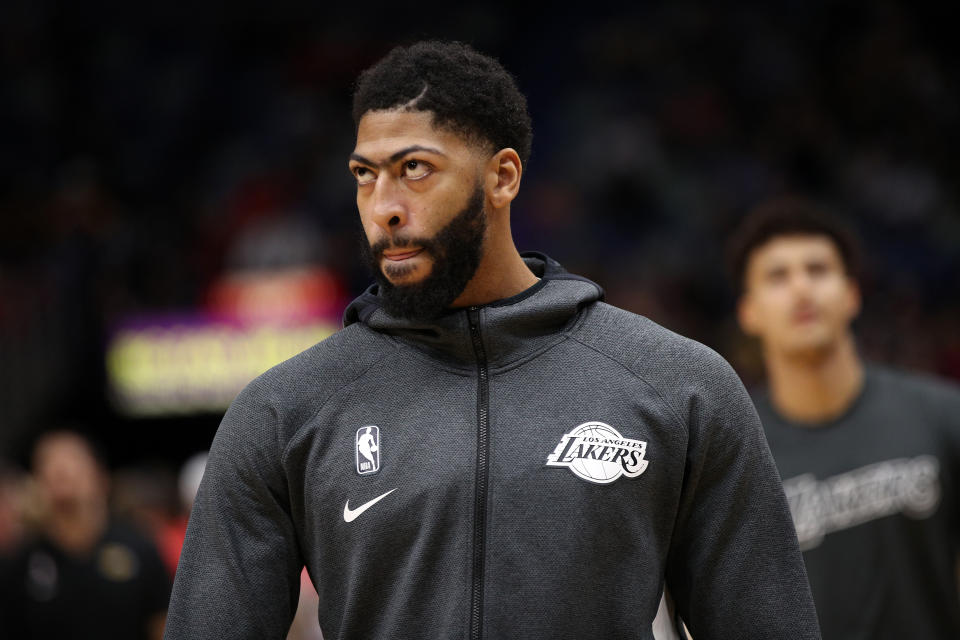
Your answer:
[352,41,533,167]
[726,195,862,296]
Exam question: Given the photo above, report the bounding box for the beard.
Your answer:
[360,184,487,321]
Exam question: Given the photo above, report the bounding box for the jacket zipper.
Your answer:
[467,306,490,640]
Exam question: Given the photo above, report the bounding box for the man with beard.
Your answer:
[165,41,820,640]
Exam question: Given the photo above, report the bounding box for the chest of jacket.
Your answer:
[282,337,687,638]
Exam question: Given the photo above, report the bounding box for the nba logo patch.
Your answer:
[356,426,381,475]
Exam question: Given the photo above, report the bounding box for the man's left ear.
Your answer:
[486,148,522,209]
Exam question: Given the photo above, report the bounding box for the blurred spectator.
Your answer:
[0,430,170,639]
[111,452,208,580]
[727,196,960,639]
[112,462,183,580]
[177,452,207,514]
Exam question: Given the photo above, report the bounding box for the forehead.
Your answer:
[353,109,481,161]
[34,435,97,470]
[748,234,843,269]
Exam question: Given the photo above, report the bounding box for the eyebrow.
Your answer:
[349,145,446,167]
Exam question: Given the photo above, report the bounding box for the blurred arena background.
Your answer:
[1,1,958,479]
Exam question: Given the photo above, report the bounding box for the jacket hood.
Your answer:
[342,252,604,369]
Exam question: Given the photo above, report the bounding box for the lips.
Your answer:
[791,307,820,323]
[382,248,424,261]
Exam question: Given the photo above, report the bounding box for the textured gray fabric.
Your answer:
[165,253,820,639]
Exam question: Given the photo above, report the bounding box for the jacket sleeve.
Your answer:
[663,352,821,640]
[164,379,303,639]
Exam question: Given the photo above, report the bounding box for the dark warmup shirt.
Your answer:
[166,253,819,640]
[755,365,960,640]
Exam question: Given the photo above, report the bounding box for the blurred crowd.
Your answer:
[0,1,958,635]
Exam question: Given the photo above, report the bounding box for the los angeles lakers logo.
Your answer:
[545,421,649,484]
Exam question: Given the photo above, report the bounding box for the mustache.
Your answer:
[368,234,437,258]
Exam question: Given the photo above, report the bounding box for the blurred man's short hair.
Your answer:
[726,195,862,296]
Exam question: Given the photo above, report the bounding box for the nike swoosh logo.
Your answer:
[343,488,398,523]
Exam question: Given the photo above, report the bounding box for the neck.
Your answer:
[764,332,864,425]
[44,501,108,554]
[452,226,538,308]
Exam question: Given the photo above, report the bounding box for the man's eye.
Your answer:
[765,268,788,284]
[353,167,375,185]
[402,160,431,180]
[807,262,829,277]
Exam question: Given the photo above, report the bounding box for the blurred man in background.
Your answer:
[0,430,170,639]
[728,196,960,639]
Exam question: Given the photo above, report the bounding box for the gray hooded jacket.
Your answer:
[165,253,820,640]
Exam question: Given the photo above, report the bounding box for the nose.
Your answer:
[789,269,815,299]
[368,175,409,232]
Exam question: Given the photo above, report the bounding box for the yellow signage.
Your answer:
[106,320,336,416]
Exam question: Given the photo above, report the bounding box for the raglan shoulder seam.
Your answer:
[276,328,400,465]
[564,332,688,435]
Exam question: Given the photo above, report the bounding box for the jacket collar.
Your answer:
[343,252,604,369]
